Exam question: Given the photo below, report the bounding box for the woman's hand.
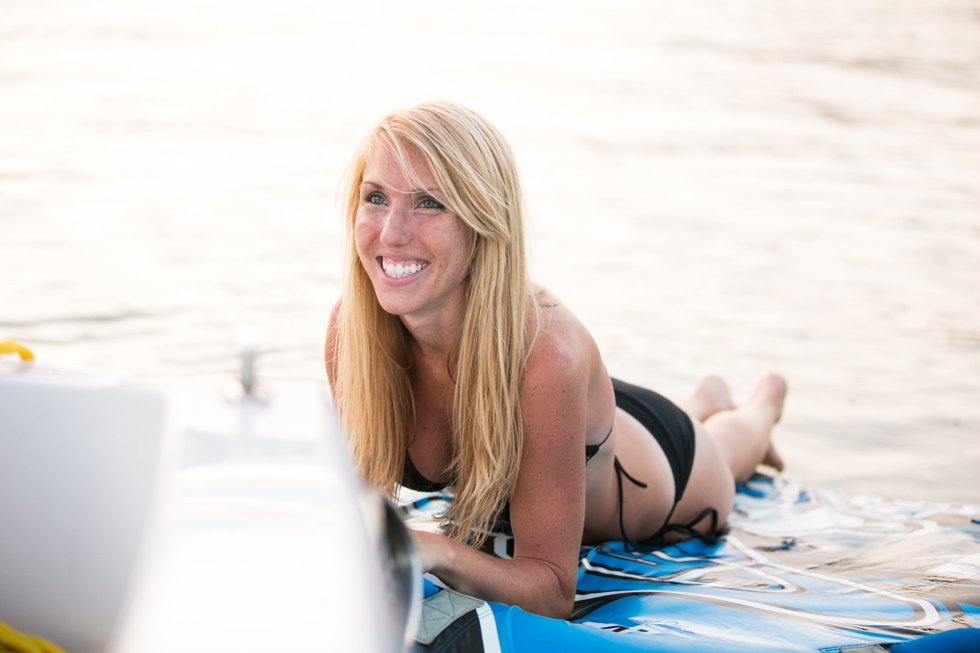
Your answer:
[407,525,576,619]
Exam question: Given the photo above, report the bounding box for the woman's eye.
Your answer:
[366,193,386,205]
[419,197,444,210]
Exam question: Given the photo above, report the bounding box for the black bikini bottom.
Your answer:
[611,378,719,548]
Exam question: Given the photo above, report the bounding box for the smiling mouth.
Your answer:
[381,258,428,279]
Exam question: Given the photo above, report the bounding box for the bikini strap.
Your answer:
[586,426,614,463]
[657,507,720,545]
[613,455,648,489]
[613,456,648,546]
[613,456,720,550]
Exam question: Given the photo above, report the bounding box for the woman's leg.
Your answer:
[701,373,787,484]
[669,373,786,535]
[676,375,736,423]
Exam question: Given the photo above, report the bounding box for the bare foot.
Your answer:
[686,375,736,423]
[762,444,785,472]
[749,372,788,424]
[750,372,788,472]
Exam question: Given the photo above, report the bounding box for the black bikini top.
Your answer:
[402,453,452,492]
[585,427,612,464]
[401,427,613,492]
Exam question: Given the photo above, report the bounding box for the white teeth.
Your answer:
[382,259,427,279]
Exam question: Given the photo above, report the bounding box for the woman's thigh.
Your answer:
[670,421,735,536]
[584,411,735,544]
[587,408,679,542]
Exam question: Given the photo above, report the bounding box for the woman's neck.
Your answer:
[400,303,466,362]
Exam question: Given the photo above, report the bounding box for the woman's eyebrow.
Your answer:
[362,179,442,197]
[409,187,442,196]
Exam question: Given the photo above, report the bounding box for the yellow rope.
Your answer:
[0,621,66,653]
[0,340,34,361]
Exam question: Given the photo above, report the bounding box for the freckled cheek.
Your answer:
[353,221,381,270]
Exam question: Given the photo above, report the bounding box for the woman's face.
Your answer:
[354,140,474,329]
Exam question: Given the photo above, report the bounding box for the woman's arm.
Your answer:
[416,331,589,619]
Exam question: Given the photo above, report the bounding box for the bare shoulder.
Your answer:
[524,291,600,384]
[521,293,605,432]
[522,289,614,444]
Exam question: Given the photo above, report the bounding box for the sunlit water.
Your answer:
[3,0,979,502]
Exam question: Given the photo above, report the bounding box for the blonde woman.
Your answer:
[325,101,787,619]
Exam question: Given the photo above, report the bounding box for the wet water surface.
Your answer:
[2,0,979,502]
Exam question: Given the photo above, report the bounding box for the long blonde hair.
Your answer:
[332,101,535,545]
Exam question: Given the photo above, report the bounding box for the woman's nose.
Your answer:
[379,206,411,247]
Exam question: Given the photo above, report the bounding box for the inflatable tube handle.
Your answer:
[0,339,34,361]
